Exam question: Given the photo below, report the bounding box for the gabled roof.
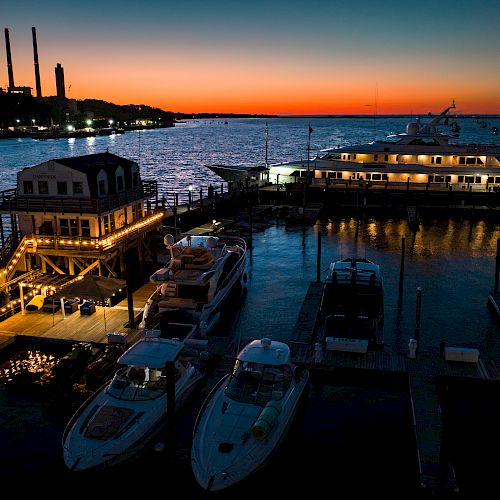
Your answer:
[53,151,136,175]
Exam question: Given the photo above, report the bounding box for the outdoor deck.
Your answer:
[0,282,158,345]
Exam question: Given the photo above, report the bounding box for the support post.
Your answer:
[415,286,422,351]
[399,237,405,297]
[164,360,176,455]
[495,238,500,293]
[316,230,322,282]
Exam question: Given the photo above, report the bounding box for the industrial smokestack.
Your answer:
[4,28,15,88]
[32,27,42,97]
[55,63,65,99]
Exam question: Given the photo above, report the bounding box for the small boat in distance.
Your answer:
[62,335,204,472]
[140,233,247,339]
[318,257,384,351]
[191,337,309,491]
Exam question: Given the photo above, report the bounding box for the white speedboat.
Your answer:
[319,257,384,350]
[62,336,204,472]
[140,233,246,338]
[191,337,309,491]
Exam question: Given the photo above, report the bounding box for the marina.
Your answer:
[0,118,499,497]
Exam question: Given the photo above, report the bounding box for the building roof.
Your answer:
[53,151,136,174]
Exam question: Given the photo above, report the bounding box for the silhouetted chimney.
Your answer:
[55,63,65,99]
[4,28,14,88]
[32,27,42,97]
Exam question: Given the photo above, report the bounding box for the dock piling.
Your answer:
[495,238,500,293]
[316,230,322,282]
[415,286,422,351]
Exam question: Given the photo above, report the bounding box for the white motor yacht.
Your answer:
[62,336,204,472]
[140,233,246,338]
[210,102,500,191]
[191,337,309,491]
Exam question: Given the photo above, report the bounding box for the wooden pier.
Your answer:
[288,281,500,496]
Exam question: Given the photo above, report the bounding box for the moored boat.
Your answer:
[267,102,500,190]
[62,335,204,472]
[191,337,309,491]
[318,257,384,351]
[140,233,247,339]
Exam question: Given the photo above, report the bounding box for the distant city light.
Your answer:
[86,119,92,126]
[67,125,74,131]
[109,119,114,126]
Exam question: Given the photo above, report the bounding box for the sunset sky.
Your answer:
[2,0,500,114]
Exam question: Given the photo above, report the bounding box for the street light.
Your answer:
[109,119,114,126]
[86,119,92,127]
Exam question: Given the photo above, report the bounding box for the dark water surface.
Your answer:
[1,116,499,493]
[1,214,499,495]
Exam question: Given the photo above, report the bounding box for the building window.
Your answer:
[60,218,78,236]
[103,214,115,235]
[57,181,67,195]
[23,180,33,194]
[98,180,106,196]
[38,181,48,194]
[73,181,83,194]
[117,176,124,192]
[80,219,90,237]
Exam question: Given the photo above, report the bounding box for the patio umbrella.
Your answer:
[53,275,126,331]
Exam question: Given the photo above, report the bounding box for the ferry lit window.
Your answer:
[347,155,351,160]
[353,154,357,160]
[458,176,464,182]
[382,174,388,180]
[474,177,482,184]
[435,176,445,182]
[374,154,378,161]
[23,180,33,194]
[436,157,442,164]
[466,158,476,165]
[459,157,466,165]
[496,177,500,183]
[38,181,48,194]
[488,177,494,183]
[117,176,124,192]
[445,176,451,182]
[80,220,90,237]
[372,174,382,181]
[428,175,434,183]
[57,181,67,195]
[73,181,83,194]
[464,176,474,184]
[384,155,389,161]
[477,158,484,165]
[321,172,327,178]
[98,180,106,196]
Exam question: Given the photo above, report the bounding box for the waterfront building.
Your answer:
[0,152,164,303]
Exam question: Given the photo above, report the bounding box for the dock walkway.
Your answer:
[288,281,500,495]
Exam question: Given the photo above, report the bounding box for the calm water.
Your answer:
[1,116,500,491]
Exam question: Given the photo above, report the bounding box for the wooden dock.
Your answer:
[288,281,500,495]
[0,282,158,346]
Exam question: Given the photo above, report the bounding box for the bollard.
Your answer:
[408,339,417,358]
[314,342,323,364]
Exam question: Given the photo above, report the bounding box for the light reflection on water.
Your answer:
[232,215,500,360]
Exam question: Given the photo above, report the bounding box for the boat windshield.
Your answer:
[106,366,167,401]
[225,360,292,406]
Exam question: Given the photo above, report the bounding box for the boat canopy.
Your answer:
[117,338,184,368]
[238,338,291,366]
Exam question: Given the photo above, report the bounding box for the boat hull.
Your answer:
[191,370,309,491]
